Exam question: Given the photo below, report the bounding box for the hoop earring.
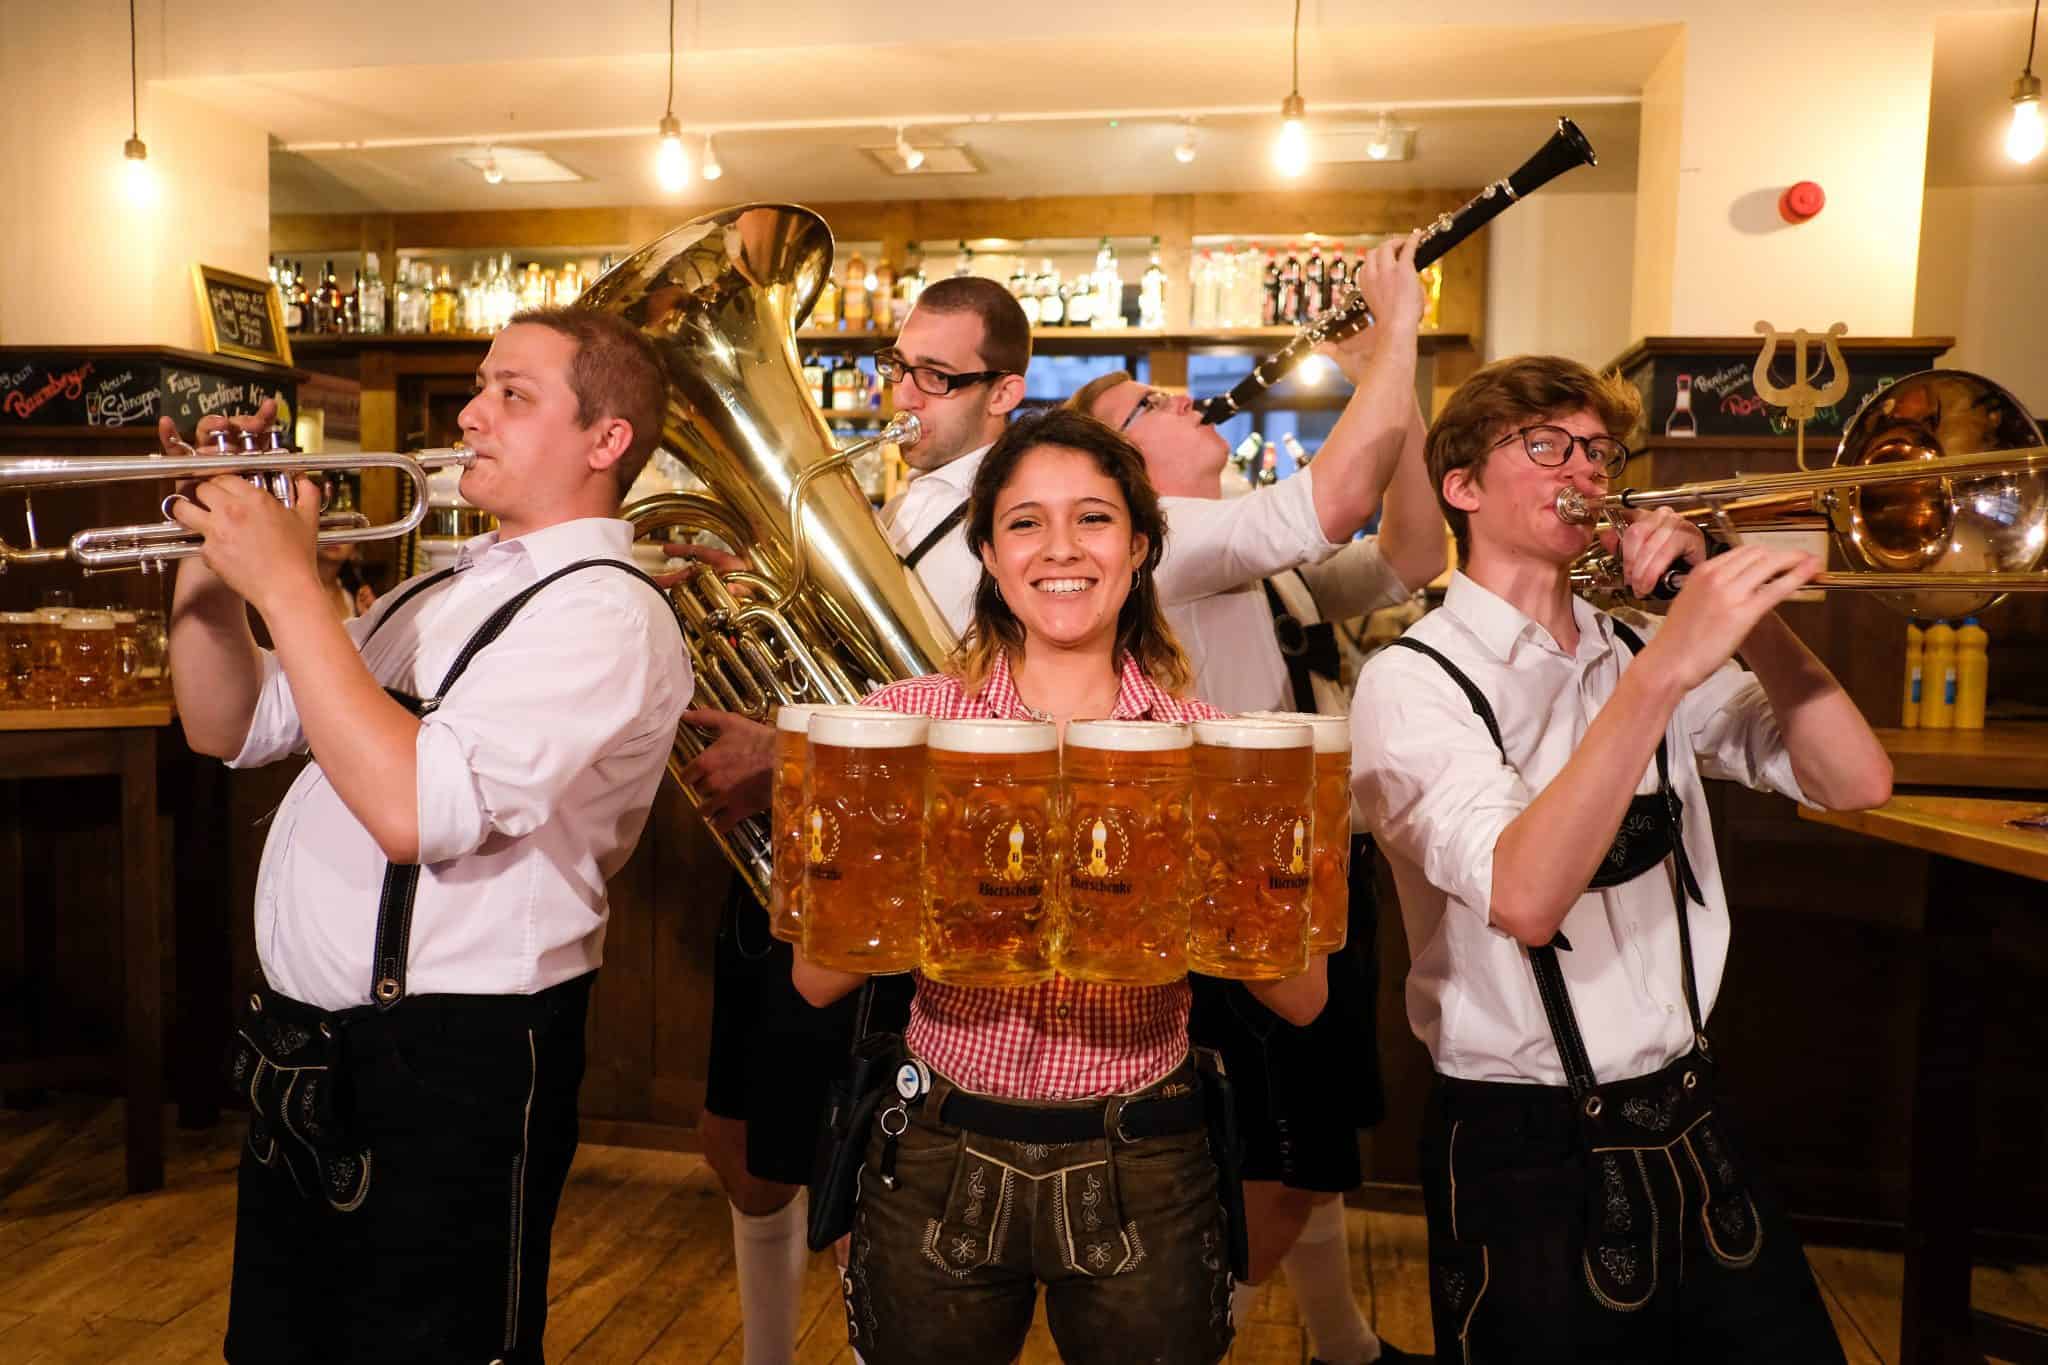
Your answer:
[1131,570,1140,590]
[993,581,1004,605]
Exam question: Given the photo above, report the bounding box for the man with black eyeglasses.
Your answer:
[1352,355,1890,1363]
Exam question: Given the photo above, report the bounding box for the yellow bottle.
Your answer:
[1919,621,1956,729]
[1955,618,1989,729]
[1902,623,1923,728]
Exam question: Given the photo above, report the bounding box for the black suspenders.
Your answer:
[362,557,677,1009]
[901,502,968,571]
[1386,620,1710,1102]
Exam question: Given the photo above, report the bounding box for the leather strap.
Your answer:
[902,501,968,571]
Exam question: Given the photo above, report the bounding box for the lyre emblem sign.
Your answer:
[1753,322,1850,471]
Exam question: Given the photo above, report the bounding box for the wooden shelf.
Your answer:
[0,701,175,731]
[1800,794,2048,884]
[1871,724,2048,792]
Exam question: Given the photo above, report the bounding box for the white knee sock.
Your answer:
[732,1191,809,1365]
[1281,1196,1381,1364]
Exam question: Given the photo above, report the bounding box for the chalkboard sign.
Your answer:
[0,349,295,433]
[1613,337,1952,446]
[192,264,292,366]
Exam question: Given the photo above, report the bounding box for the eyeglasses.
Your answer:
[1492,424,1631,479]
[1119,388,1171,432]
[875,349,1013,397]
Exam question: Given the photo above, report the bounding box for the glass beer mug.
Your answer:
[61,611,117,707]
[801,709,929,974]
[0,612,35,706]
[1054,720,1194,986]
[920,718,1061,987]
[24,607,69,707]
[1243,711,1352,953]
[768,704,867,943]
[1186,717,1315,980]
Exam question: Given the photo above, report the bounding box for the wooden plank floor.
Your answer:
[0,1099,2040,1363]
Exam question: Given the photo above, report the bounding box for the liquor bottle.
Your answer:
[557,260,584,308]
[309,260,337,333]
[813,272,840,330]
[342,270,361,333]
[463,261,486,333]
[1140,237,1167,330]
[1280,431,1309,471]
[1902,622,1923,728]
[1278,246,1302,326]
[280,261,303,331]
[1065,274,1092,328]
[1303,243,1325,322]
[1261,253,1282,326]
[1036,260,1063,327]
[901,243,926,310]
[843,251,869,331]
[430,265,459,335]
[1956,618,1989,729]
[518,262,547,313]
[1325,249,1350,316]
[872,256,895,332]
[1092,237,1119,328]
[392,260,416,334]
[358,252,386,334]
[1009,262,1040,326]
[954,241,974,278]
[1666,374,1698,438]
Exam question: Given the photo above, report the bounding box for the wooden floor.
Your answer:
[0,1099,2041,1363]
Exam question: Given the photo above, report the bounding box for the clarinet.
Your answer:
[1197,116,1597,425]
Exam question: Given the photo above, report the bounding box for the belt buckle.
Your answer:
[1113,1098,1144,1145]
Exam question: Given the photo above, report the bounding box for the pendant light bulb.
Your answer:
[1273,92,1310,177]
[1365,112,1394,161]
[1173,122,1199,164]
[2009,73,2045,163]
[896,127,925,172]
[481,146,504,185]
[700,134,722,180]
[655,113,690,193]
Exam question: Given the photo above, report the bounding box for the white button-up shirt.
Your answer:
[1349,572,1810,1088]
[881,442,991,635]
[231,518,692,1011]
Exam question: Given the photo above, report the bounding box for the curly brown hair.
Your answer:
[952,408,1192,697]
[1427,355,1641,565]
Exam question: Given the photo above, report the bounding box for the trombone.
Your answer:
[0,429,473,574]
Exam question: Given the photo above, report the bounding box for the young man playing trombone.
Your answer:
[1350,355,1890,1363]
[167,308,688,1364]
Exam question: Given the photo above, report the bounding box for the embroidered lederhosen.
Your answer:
[1388,620,1766,1315]
[225,557,677,1211]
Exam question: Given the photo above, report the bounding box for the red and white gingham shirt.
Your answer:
[862,650,1223,1100]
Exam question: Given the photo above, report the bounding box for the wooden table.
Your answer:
[1873,725,2048,793]
[0,701,171,1192]
[1802,795,2048,1365]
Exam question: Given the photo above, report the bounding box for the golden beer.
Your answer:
[768,704,868,942]
[110,611,143,703]
[62,611,117,706]
[1186,718,1315,980]
[1244,711,1352,953]
[921,718,1061,987]
[0,612,35,706]
[22,608,68,707]
[802,709,929,974]
[1054,720,1194,986]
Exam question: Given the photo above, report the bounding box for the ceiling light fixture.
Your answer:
[654,0,691,192]
[1365,112,1395,161]
[1272,0,1310,177]
[700,133,722,180]
[480,145,504,184]
[896,127,925,172]
[1174,120,1199,164]
[2009,0,2045,164]
[121,0,153,203]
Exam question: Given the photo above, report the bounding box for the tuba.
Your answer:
[580,203,957,905]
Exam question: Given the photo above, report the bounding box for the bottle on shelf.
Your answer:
[901,242,926,311]
[954,240,974,278]
[843,251,870,332]
[872,255,896,332]
[1009,261,1040,326]
[1065,272,1092,328]
[813,270,840,330]
[392,260,417,334]
[1036,260,1063,327]
[1303,243,1325,322]
[430,264,460,335]
[518,262,548,313]
[1279,245,1303,325]
[1261,252,1282,327]
[1325,247,1350,316]
[1092,237,1120,328]
[1666,374,1698,437]
[1902,622,1923,729]
[307,260,336,333]
[342,269,361,333]
[1140,237,1167,330]
[1280,431,1310,471]
[280,261,304,331]
[1955,617,1989,729]
[1918,620,1957,729]
[557,259,585,309]
[357,252,386,334]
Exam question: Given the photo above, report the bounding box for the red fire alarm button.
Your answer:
[1779,181,1825,223]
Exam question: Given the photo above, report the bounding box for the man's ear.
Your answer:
[586,417,633,473]
[1442,464,1483,516]
[987,371,1027,418]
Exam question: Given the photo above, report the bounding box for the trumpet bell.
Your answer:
[1835,369,2048,618]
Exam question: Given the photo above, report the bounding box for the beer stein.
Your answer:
[0,612,35,707]
[1186,717,1315,980]
[1054,720,1195,986]
[1243,711,1353,953]
[62,611,117,707]
[23,607,70,707]
[920,718,1061,987]
[801,709,929,974]
[110,610,143,703]
[768,704,868,942]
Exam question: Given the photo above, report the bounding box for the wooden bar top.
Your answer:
[0,701,175,732]
[1801,794,2048,883]
[1871,725,2048,792]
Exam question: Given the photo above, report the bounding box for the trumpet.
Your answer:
[0,429,474,574]
[1562,370,2048,617]
[1196,116,1597,425]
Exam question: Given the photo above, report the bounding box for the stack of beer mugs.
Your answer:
[769,706,1353,982]
[0,603,168,710]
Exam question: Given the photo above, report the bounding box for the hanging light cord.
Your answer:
[2028,0,2041,76]
[1290,0,1301,96]
[666,0,677,116]
[128,0,140,137]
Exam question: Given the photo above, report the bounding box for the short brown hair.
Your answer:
[1065,370,1133,421]
[1426,355,1642,564]
[911,277,1033,376]
[508,307,668,498]
[953,408,1192,697]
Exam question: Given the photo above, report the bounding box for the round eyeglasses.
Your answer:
[1492,424,1632,479]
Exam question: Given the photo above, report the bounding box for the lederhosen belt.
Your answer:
[1389,619,1766,1311]
[224,557,679,1211]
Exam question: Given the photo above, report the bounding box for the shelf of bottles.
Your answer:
[272,247,625,339]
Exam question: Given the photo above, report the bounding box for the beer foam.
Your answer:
[775,703,870,733]
[1065,719,1194,752]
[927,718,1059,754]
[809,708,931,748]
[1191,717,1313,750]
[0,612,37,625]
[62,611,115,632]
[1240,710,1351,753]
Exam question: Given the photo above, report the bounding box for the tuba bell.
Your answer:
[580,203,957,905]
